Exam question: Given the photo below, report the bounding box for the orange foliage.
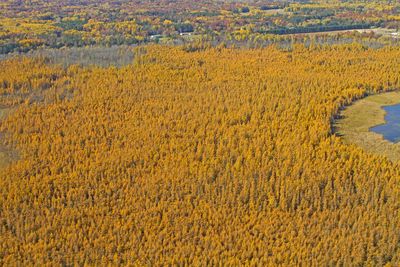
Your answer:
[0,44,400,265]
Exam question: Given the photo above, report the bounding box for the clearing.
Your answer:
[334,91,400,161]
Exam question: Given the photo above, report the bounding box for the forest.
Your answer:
[1,43,400,265]
[1,0,400,265]
[1,0,400,53]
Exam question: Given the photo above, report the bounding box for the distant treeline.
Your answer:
[260,23,374,35]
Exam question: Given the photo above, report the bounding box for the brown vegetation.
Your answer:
[335,91,400,161]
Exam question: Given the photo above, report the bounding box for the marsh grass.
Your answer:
[0,46,139,68]
[335,91,400,161]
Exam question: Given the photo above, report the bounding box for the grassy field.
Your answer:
[334,91,400,161]
[283,27,400,38]
[262,9,288,15]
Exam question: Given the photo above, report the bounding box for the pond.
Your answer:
[370,104,400,143]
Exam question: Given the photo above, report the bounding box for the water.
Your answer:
[370,104,400,143]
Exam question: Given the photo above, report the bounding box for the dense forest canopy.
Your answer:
[1,44,400,265]
[1,0,400,53]
[1,0,400,265]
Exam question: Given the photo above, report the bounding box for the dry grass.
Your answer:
[262,9,288,15]
[283,27,400,37]
[334,91,400,161]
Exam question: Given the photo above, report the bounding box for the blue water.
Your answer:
[370,104,400,143]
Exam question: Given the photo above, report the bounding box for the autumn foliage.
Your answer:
[1,44,400,265]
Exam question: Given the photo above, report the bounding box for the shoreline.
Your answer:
[334,91,400,161]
